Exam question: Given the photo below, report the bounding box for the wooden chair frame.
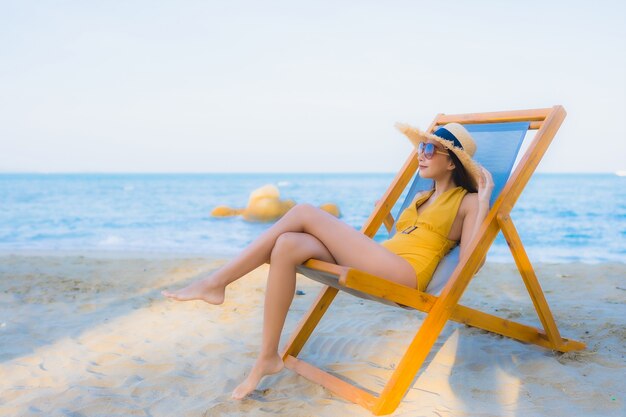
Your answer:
[268,106,586,415]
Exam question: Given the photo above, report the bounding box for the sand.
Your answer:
[0,251,624,417]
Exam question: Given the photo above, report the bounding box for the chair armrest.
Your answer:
[375,199,396,233]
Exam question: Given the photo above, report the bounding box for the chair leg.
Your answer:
[280,285,339,359]
[372,304,451,415]
[498,213,564,348]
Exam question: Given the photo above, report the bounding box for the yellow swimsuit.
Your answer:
[380,186,468,291]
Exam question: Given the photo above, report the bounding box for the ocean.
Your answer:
[0,173,624,264]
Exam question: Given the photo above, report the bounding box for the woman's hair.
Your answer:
[426,150,478,193]
[448,151,478,193]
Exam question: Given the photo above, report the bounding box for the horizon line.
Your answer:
[0,171,623,175]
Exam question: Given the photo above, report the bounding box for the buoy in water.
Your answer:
[210,184,341,222]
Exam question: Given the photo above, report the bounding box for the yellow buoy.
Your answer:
[241,184,295,222]
[211,184,340,223]
[319,203,341,217]
[211,205,241,217]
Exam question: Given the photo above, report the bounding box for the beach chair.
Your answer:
[274,106,586,415]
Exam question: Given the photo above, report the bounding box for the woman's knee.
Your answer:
[287,202,315,218]
[270,231,333,264]
[270,232,304,262]
[277,203,316,230]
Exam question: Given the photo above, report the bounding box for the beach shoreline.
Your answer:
[1,252,624,416]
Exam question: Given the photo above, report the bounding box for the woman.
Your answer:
[162,121,494,400]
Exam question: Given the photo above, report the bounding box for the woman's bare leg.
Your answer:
[161,203,417,398]
[162,203,418,303]
[161,203,316,303]
[232,232,336,399]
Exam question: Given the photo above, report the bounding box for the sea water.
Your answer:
[0,173,624,264]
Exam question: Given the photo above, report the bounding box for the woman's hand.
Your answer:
[477,166,494,206]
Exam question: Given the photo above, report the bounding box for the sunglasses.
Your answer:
[417,142,449,159]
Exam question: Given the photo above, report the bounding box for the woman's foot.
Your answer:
[231,353,285,400]
[161,276,226,305]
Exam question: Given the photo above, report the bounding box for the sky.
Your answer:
[1,0,624,173]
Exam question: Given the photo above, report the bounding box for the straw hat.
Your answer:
[394,121,483,190]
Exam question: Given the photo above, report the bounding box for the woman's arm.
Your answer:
[459,198,489,267]
[459,167,494,267]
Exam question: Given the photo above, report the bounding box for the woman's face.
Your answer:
[417,139,455,180]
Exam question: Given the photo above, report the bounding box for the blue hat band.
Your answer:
[433,127,464,150]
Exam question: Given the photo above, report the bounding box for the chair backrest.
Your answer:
[389,121,530,294]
